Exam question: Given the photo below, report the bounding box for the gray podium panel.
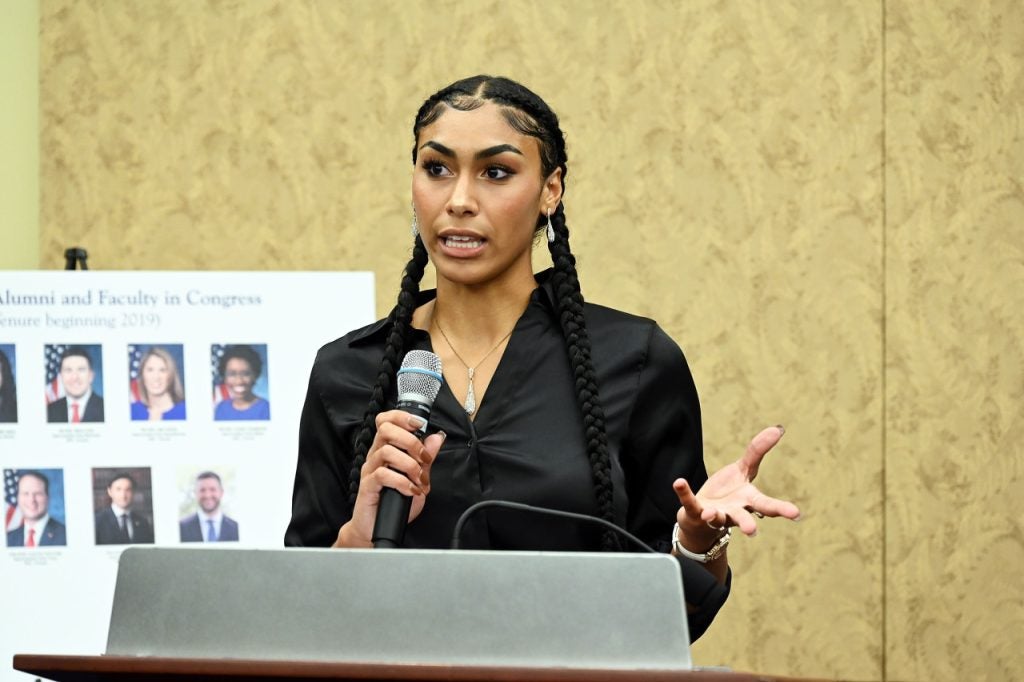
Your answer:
[106,547,691,670]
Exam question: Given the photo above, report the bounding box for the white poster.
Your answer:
[0,271,374,680]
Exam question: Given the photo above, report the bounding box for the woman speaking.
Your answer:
[285,76,799,639]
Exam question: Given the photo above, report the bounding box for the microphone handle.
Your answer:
[372,398,431,549]
[373,490,411,549]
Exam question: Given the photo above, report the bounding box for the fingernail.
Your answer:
[794,514,802,522]
[775,424,785,436]
[409,416,426,429]
[438,430,448,444]
[750,528,758,537]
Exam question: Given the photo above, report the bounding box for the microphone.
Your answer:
[372,350,443,549]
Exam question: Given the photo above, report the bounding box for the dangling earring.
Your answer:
[546,209,555,243]
[411,210,419,238]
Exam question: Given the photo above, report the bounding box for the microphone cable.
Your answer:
[450,499,658,554]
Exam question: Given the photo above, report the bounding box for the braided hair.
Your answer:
[349,76,618,550]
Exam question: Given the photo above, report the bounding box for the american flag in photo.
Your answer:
[4,469,23,533]
[211,344,229,404]
[44,344,67,405]
[128,344,143,402]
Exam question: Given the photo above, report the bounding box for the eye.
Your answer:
[422,159,452,177]
[484,165,515,180]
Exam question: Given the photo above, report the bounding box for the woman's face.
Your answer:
[142,355,169,397]
[224,358,255,401]
[412,102,562,288]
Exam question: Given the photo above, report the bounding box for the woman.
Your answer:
[285,76,799,639]
[214,345,270,420]
[0,347,17,423]
[131,346,186,421]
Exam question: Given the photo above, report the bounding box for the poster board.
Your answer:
[0,271,374,681]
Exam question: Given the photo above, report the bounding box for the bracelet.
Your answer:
[672,522,730,564]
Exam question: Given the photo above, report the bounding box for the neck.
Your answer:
[148,393,173,410]
[423,271,537,343]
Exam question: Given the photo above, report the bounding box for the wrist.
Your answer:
[671,522,730,564]
[675,516,726,551]
[334,521,372,549]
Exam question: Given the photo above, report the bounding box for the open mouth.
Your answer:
[443,235,484,249]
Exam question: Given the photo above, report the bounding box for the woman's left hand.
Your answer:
[672,425,801,553]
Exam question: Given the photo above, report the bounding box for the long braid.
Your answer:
[546,206,619,550]
[347,236,429,503]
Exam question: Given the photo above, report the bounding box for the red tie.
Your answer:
[71,402,81,423]
[26,528,36,547]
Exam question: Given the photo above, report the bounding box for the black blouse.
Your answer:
[286,271,730,639]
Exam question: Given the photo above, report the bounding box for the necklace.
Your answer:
[433,319,514,415]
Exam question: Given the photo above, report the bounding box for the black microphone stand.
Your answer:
[64,247,89,270]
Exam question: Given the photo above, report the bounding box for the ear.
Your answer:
[540,168,563,213]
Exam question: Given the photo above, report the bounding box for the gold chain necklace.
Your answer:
[433,319,514,415]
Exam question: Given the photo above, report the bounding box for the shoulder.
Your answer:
[179,514,199,527]
[130,402,147,419]
[48,518,66,532]
[313,318,390,369]
[583,303,686,367]
[306,319,391,407]
[583,302,658,340]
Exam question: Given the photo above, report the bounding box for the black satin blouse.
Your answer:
[285,271,729,639]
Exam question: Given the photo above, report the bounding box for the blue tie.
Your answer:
[206,519,218,542]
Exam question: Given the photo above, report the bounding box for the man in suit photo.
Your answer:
[94,471,154,544]
[179,470,239,542]
[6,471,67,547]
[47,346,105,423]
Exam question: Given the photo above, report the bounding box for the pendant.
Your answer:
[464,367,476,415]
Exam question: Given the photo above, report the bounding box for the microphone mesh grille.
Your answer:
[397,350,443,403]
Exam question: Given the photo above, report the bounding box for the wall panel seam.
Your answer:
[880,0,889,680]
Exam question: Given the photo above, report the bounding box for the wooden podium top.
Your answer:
[14,654,827,682]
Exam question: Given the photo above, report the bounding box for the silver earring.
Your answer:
[411,211,419,238]
[546,210,555,243]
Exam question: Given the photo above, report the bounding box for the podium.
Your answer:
[13,547,825,682]
[13,654,816,681]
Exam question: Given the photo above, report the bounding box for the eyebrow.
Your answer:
[419,141,524,160]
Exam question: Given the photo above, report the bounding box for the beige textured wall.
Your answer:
[885,1,1024,680]
[0,0,39,268]
[38,1,1023,680]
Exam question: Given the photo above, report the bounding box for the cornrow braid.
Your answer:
[347,235,430,503]
[546,205,619,551]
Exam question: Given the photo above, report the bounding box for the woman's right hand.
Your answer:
[334,410,446,548]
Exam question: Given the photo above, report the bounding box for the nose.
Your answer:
[446,173,478,217]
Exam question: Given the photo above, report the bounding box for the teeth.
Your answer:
[445,236,483,249]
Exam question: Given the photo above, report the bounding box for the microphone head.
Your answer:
[397,350,443,405]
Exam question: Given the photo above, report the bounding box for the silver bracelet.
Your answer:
[672,522,730,564]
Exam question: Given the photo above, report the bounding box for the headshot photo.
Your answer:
[211,344,270,421]
[178,469,239,543]
[0,344,17,423]
[5,469,66,548]
[45,344,105,424]
[129,344,186,421]
[92,468,154,545]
